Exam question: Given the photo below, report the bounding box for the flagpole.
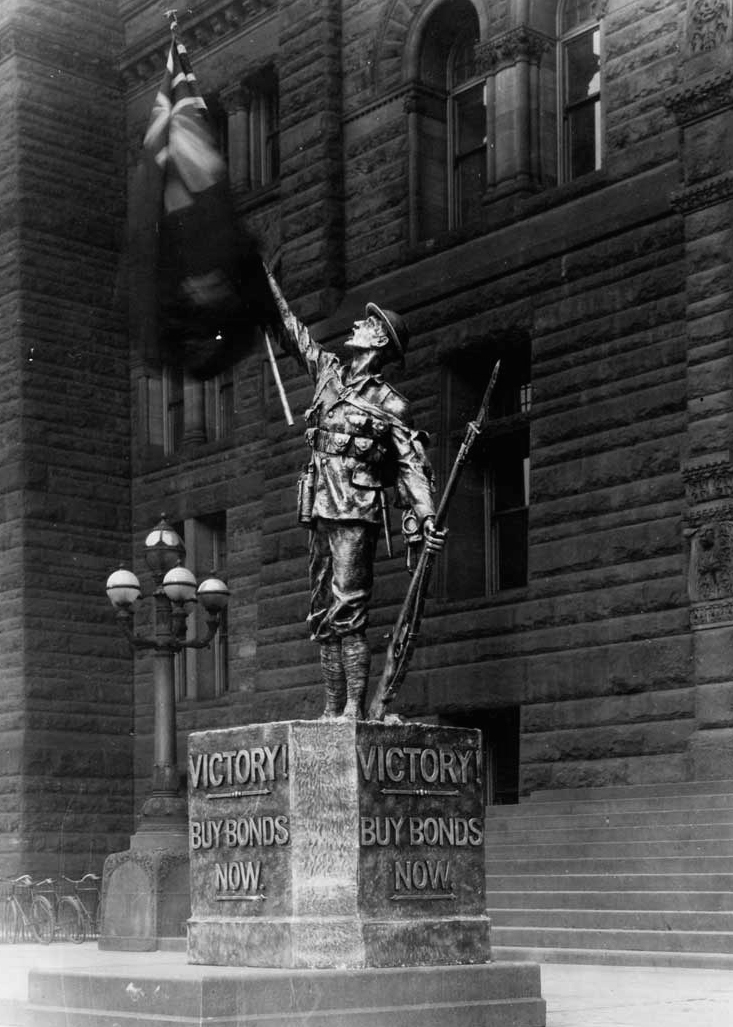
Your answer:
[264,331,295,426]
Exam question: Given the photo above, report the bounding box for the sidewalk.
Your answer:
[1,943,732,1026]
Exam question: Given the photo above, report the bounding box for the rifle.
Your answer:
[368,360,501,721]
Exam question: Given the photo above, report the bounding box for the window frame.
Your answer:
[447,29,487,230]
[557,2,603,183]
[438,346,531,601]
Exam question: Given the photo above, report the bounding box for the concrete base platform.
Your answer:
[26,959,545,1027]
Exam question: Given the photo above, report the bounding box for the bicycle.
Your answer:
[56,873,101,943]
[0,875,55,944]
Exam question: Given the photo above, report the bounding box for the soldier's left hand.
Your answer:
[423,517,447,554]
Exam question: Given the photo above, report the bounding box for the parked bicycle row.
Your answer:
[0,873,100,944]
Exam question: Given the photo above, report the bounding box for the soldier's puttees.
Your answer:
[266,269,444,721]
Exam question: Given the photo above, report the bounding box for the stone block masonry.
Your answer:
[0,0,133,878]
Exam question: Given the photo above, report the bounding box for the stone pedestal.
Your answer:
[98,794,190,952]
[187,719,491,969]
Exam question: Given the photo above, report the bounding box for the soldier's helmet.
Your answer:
[366,302,409,366]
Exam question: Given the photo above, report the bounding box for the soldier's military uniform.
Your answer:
[270,275,436,717]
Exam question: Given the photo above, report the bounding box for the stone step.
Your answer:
[490,925,733,955]
[491,946,733,970]
[486,908,733,931]
[488,791,733,818]
[483,837,733,859]
[484,855,733,874]
[485,809,733,836]
[484,889,733,911]
[524,780,733,803]
[28,963,546,1027]
[484,872,733,891]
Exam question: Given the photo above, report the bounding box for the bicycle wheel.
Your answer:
[57,896,86,944]
[0,897,19,943]
[30,895,55,944]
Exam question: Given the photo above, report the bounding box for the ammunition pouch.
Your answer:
[297,462,316,526]
[306,427,385,465]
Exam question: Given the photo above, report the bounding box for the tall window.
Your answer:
[440,342,531,599]
[415,1,485,238]
[250,72,280,189]
[139,366,234,456]
[449,32,487,227]
[559,0,602,181]
[174,513,229,701]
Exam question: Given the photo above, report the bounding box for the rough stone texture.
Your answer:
[0,0,132,879]
[187,720,490,968]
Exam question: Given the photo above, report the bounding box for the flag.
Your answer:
[128,30,279,378]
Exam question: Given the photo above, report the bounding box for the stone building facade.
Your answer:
[2,0,733,877]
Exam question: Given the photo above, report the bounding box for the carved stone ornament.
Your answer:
[475,27,552,74]
[665,68,733,125]
[683,457,733,505]
[121,0,277,90]
[687,0,732,54]
[671,171,733,213]
[688,521,733,603]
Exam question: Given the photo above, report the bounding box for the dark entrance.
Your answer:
[440,706,520,805]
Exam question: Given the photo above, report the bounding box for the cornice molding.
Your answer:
[475,26,552,73]
[683,456,733,504]
[671,170,733,213]
[120,0,277,91]
[665,68,733,125]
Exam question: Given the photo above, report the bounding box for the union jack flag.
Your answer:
[128,29,276,377]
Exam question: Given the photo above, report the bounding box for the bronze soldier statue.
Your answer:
[266,270,442,720]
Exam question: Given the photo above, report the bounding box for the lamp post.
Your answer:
[100,516,229,950]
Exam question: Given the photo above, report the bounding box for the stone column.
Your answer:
[183,370,206,446]
[475,26,550,206]
[220,82,251,190]
[667,0,733,778]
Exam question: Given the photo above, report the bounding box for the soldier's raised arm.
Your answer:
[264,266,330,383]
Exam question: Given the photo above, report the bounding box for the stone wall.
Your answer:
[0,0,132,877]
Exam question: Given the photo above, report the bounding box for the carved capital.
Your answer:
[220,81,253,115]
[475,27,552,74]
[687,0,732,54]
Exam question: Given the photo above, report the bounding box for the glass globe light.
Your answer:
[106,566,142,609]
[162,563,198,604]
[197,576,230,613]
[145,515,185,579]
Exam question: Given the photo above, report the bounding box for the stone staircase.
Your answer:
[484,780,733,968]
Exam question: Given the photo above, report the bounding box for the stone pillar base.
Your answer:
[98,846,190,952]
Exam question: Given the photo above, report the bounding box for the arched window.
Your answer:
[558,0,602,181]
[413,1,485,239]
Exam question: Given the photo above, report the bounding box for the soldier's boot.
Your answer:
[341,632,370,720]
[319,639,346,718]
